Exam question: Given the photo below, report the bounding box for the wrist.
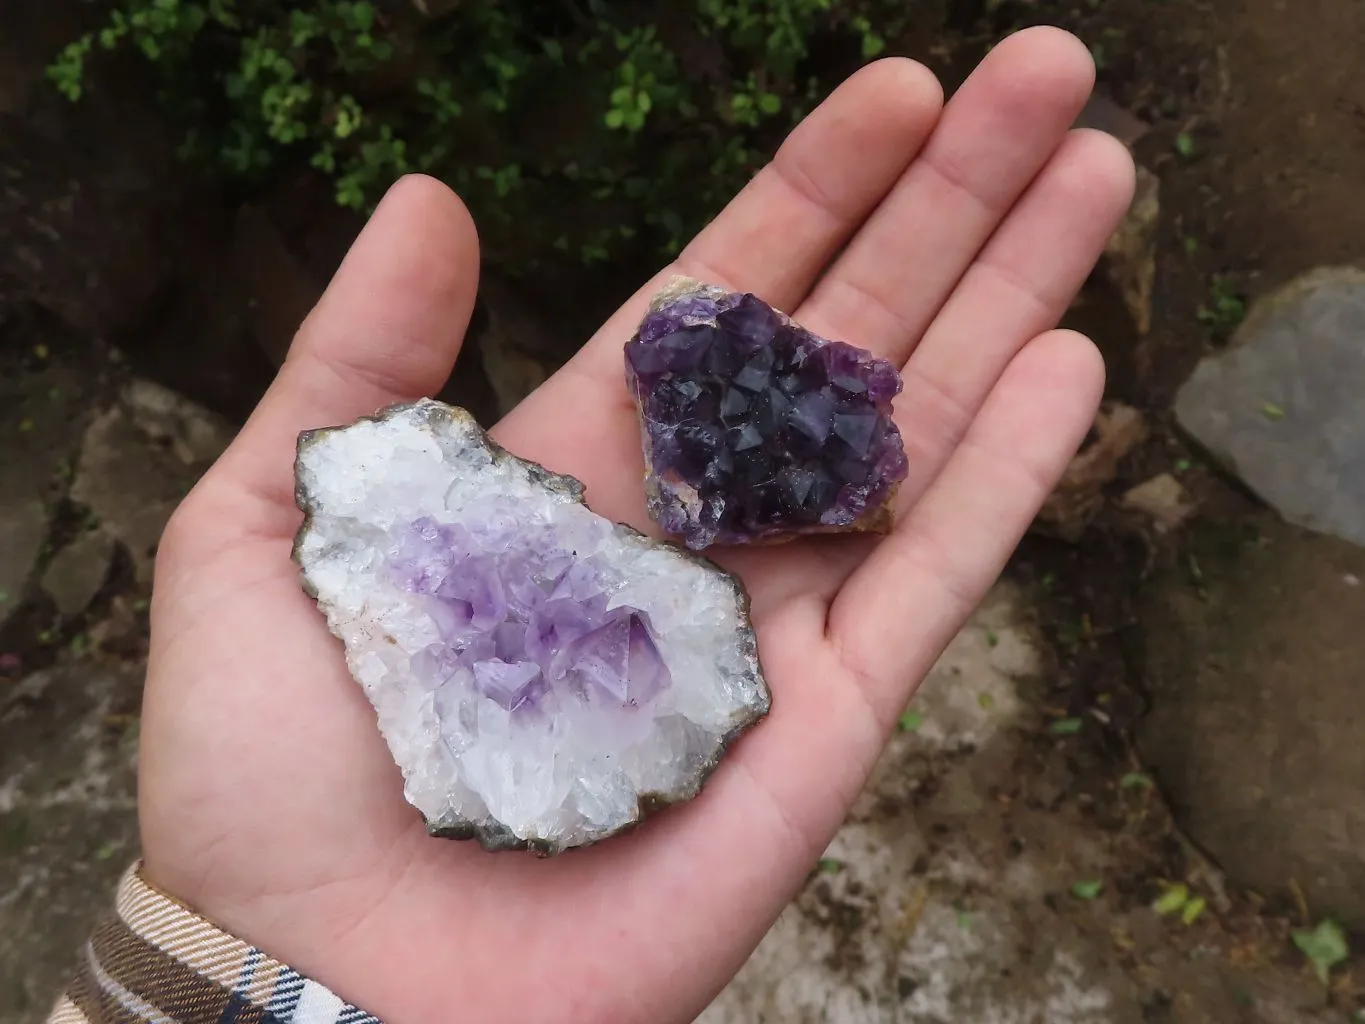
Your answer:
[52,861,385,1024]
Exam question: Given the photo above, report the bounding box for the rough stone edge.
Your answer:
[1172,265,1365,511]
[630,274,903,549]
[1176,265,1365,404]
[291,397,771,857]
[1225,265,1365,352]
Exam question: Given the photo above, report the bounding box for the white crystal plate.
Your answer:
[293,400,769,853]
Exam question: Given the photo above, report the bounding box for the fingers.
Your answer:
[491,57,944,501]
[736,128,1133,605]
[568,56,944,383]
[676,56,945,314]
[794,26,1097,363]
[894,128,1135,500]
[828,329,1105,722]
[211,175,481,519]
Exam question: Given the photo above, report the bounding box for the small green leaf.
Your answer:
[977,692,994,710]
[817,857,843,875]
[1120,772,1153,790]
[1292,919,1348,985]
[1174,132,1196,158]
[1071,879,1104,900]
[1049,717,1083,736]
[1180,895,1207,925]
[757,93,781,115]
[861,32,885,59]
[95,840,118,861]
[1262,402,1286,420]
[985,629,999,648]
[1183,236,1199,254]
[897,709,924,733]
[636,91,652,114]
[604,108,625,129]
[1152,883,1189,916]
[1175,459,1192,472]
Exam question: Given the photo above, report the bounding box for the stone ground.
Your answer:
[705,582,1345,1024]
[5,0,1365,1021]
[0,367,1355,1024]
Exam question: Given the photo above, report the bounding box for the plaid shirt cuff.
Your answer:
[47,862,383,1024]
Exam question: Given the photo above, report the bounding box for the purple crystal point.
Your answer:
[386,504,674,718]
[625,277,909,548]
[474,659,545,712]
[570,612,671,705]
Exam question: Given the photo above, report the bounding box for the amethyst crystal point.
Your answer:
[292,399,768,853]
[625,276,909,549]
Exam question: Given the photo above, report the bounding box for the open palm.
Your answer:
[138,28,1133,1024]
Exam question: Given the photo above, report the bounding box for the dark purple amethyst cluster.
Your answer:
[625,279,909,549]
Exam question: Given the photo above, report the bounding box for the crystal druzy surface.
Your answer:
[293,400,769,853]
[625,276,910,549]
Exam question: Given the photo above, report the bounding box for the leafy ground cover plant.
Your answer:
[50,0,916,269]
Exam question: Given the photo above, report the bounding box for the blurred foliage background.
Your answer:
[49,0,926,277]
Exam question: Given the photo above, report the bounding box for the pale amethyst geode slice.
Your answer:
[625,276,910,549]
[292,399,769,853]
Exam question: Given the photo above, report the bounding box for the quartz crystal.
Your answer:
[293,400,769,853]
[625,276,910,549]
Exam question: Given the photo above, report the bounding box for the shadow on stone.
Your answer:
[1138,511,1365,928]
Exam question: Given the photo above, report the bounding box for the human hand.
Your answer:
[138,27,1134,1024]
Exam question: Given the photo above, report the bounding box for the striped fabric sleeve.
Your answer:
[46,862,383,1024]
